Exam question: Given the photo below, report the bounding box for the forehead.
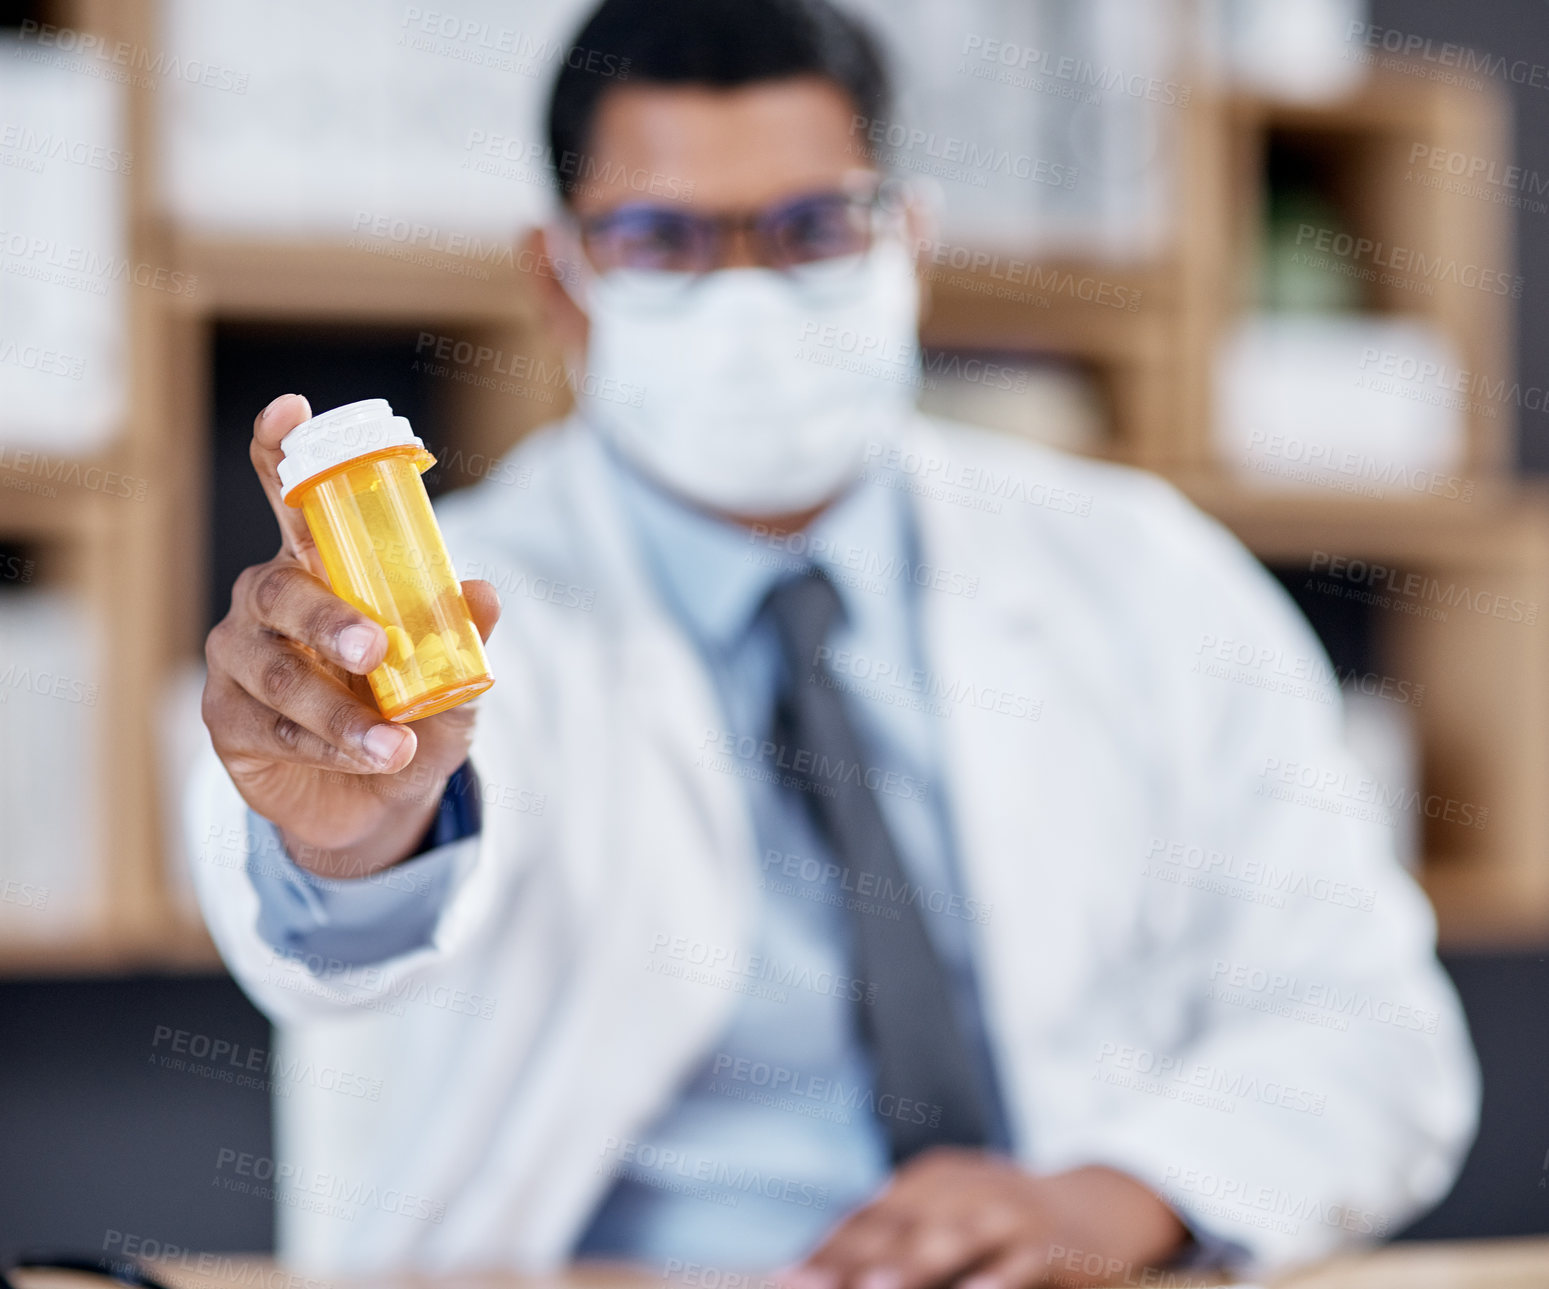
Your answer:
[574,77,866,214]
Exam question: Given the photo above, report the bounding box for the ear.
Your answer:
[524,224,589,355]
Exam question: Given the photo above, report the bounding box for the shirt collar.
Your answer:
[603,443,915,657]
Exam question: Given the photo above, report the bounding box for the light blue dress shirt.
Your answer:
[245,448,1006,1267]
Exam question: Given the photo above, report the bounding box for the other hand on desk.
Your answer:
[782,1151,1187,1289]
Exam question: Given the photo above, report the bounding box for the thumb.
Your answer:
[249,393,320,568]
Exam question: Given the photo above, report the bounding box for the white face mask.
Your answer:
[570,237,921,516]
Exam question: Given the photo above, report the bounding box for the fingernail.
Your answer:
[338,624,378,669]
[782,1273,834,1289]
[363,724,410,766]
[260,393,295,427]
[858,1272,899,1289]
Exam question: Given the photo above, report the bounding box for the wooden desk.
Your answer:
[1271,1238,1549,1288]
[10,1242,1549,1289]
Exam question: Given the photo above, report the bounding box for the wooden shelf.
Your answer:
[1229,59,1503,134]
[920,262,1171,353]
[0,477,106,540]
[0,917,221,978]
[920,260,1177,464]
[1172,471,1545,564]
[168,235,545,325]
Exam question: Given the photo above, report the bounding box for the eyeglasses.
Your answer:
[572,174,906,279]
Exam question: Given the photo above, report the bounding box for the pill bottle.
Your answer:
[278,399,494,723]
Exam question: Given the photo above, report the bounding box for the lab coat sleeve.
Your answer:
[183,736,510,1026]
[1066,485,1479,1272]
[240,756,482,966]
[243,808,468,966]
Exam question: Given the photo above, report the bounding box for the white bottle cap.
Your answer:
[277,398,426,502]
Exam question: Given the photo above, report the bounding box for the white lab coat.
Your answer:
[186,412,1478,1277]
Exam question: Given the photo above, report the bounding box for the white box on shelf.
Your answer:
[1196,0,1368,102]
[0,35,129,452]
[158,0,596,240]
[0,586,104,938]
[1213,313,1469,499]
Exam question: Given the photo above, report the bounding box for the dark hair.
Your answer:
[546,0,891,202]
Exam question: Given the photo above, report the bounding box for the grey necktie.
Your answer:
[762,567,993,1162]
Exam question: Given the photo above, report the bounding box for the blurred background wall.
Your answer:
[1,0,1547,1259]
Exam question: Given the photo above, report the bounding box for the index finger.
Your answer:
[250,393,319,570]
[787,1205,912,1289]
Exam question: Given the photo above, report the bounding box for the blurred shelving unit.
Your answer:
[0,0,560,973]
[920,65,1549,947]
[0,0,173,973]
[1187,73,1549,945]
[0,1,1544,972]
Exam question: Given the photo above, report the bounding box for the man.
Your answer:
[188,0,1478,1282]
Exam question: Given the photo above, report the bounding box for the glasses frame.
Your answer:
[569,171,909,281]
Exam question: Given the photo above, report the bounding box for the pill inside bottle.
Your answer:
[277,399,494,723]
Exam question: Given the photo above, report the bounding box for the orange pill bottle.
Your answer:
[278,399,494,722]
